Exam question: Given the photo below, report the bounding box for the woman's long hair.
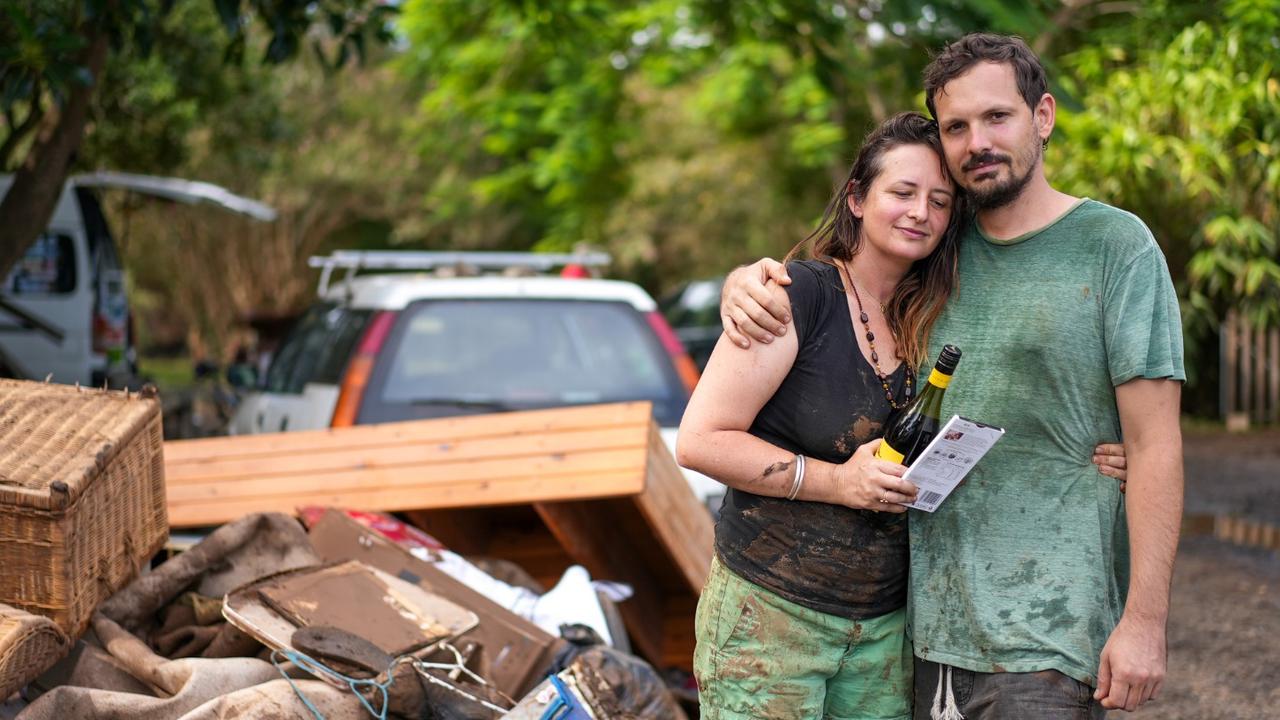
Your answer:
[784,111,964,366]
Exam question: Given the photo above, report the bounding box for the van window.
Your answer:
[77,187,125,280]
[264,304,372,394]
[5,233,77,295]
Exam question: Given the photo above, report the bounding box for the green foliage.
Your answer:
[80,0,285,174]
[8,0,1275,410]
[1054,0,1280,332]
[111,47,430,357]
[395,0,1060,283]
[0,0,395,164]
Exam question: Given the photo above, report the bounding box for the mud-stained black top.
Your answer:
[715,259,910,619]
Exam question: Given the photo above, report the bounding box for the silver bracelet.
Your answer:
[786,454,806,501]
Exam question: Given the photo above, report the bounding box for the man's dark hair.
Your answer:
[923,33,1047,119]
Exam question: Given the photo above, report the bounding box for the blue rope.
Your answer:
[270,648,395,720]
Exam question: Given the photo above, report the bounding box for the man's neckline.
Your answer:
[975,197,1090,247]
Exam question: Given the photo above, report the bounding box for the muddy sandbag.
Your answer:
[20,675,357,720]
[93,513,317,662]
[172,678,360,719]
[98,513,319,635]
[30,640,153,697]
[19,614,368,720]
[149,594,259,660]
[569,646,689,720]
[17,614,283,720]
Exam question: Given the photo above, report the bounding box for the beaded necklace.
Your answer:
[837,260,915,410]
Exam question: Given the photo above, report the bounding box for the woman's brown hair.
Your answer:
[784,111,964,366]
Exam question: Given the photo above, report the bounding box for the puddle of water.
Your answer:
[1183,513,1280,551]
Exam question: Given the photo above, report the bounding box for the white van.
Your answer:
[0,172,275,386]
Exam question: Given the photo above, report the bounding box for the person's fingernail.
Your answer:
[761,335,772,343]
[776,326,787,335]
[739,341,749,348]
[782,314,791,323]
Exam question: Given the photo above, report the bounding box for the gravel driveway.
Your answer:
[1109,426,1280,719]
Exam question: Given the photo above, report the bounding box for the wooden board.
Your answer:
[163,401,714,670]
[164,403,654,526]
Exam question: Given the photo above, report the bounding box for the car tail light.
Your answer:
[645,311,700,393]
[330,310,397,427]
[91,312,126,354]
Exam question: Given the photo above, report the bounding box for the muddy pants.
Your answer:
[913,659,1105,720]
[695,556,912,720]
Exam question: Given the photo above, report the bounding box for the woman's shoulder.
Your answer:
[785,259,842,295]
[784,259,842,337]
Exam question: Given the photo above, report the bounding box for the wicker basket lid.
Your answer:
[0,602,71,698]
[0,379,161,510]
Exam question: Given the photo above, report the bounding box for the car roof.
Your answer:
[322,274,660,312]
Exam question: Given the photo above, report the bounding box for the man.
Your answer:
[718,33,1183,718]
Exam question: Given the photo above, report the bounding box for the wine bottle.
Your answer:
[875,344,962,466]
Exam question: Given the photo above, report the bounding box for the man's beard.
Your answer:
[962,140,1040,210]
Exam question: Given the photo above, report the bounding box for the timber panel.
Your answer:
[164,402,652,527]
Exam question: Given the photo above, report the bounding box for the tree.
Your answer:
[109,42,429,358]
[1053,0,1280,376]
[394,1,1142,290]
[0,0,396,280]
[1047,0,1279,413]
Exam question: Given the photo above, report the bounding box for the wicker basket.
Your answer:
[0,380,168,638]
[0,603,70,699]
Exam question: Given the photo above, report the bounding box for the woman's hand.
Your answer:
[832,439,919,512]
[1093,443,1128,492]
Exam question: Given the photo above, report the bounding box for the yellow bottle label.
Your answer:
[876,441,905,464]
[928,368,952,388]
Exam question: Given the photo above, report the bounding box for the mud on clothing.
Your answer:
[908,199,1186,686]
[714,259,910,620]
[696,556,912,720]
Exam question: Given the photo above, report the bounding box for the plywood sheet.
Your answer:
[165,403,652,527]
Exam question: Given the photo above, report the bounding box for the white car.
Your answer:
[0,172,274,386]
[229,250,724,511]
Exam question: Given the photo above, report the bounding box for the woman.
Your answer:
[676,112,1124,719]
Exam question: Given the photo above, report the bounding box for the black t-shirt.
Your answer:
[714,259,910,619]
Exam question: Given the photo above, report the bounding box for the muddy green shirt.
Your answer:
[907,199,1185,685]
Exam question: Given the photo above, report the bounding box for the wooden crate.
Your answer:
[0,380,168,637]
[164,401,714,670]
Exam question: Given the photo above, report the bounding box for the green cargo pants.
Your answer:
[695,556,912,720]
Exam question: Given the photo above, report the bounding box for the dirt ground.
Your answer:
[1109,426,1280,719]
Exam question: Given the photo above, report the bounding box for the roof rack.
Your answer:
[308,250,612,296]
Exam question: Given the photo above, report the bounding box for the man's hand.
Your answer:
[720,258,793,348]
[1096,378,1180,712]
[1093,442,1128,491]
[1094,614,1166,711]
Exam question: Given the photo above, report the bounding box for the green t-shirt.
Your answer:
[907,199,1185,685]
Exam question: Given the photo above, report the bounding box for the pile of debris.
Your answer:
[0,380,710,719]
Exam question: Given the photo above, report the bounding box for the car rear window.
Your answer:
[359,299,689,426]
[265,304,372,394]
